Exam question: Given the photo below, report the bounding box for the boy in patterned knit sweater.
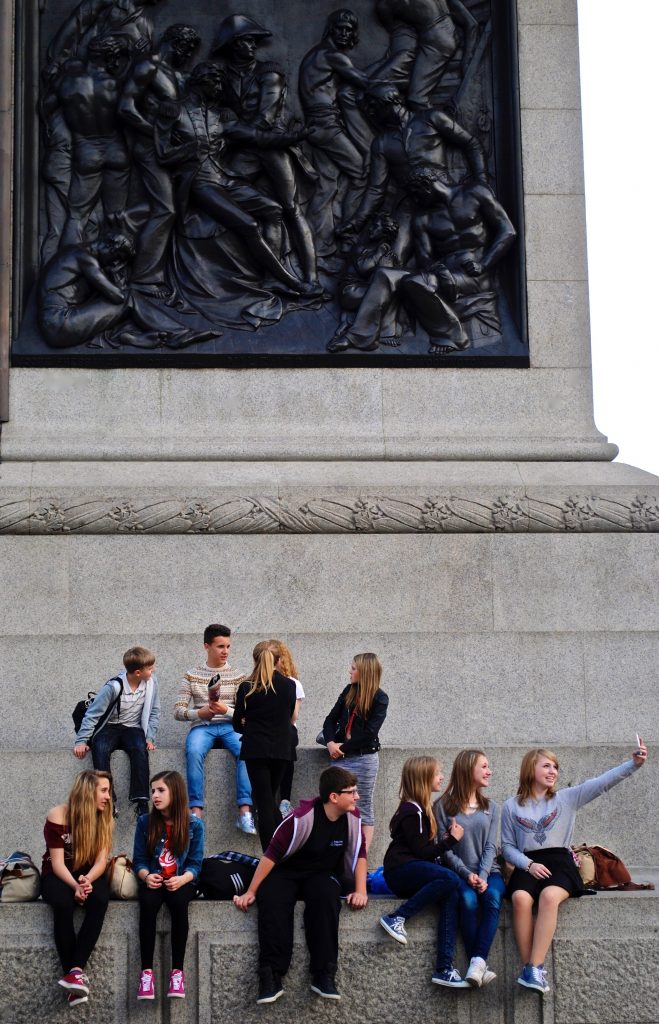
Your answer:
[174,624,256,834]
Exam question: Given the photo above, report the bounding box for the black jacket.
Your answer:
[383,801,457,873]
[322,685,389,756]
[232,670,297,760]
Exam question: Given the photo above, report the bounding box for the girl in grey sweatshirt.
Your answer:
[502,741,647,996]
[435,749,503,989]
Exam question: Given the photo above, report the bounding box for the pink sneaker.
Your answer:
[58,969,89,995]
[137,969,155,1000]
[67,990,89,1007]
[167,969,185,998]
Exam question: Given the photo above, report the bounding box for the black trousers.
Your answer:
[41,871,110,973]
[138,881,196,970]
[257,868,341,976]
[245,758,287,851]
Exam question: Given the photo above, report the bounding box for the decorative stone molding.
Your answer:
[1,492,658,535]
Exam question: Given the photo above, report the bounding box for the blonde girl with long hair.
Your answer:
[133,770,204,1001]
[379,756,469,988]
[232,641,297,850]
[268,639,305,817]
[41,769,114,1006]
[435,749,503,988]
[321,652,388,851]
[502,740,648,995]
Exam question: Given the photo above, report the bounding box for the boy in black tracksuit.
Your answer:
[232,765,368,1004]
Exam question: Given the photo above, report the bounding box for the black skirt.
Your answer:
[506,846,586,900]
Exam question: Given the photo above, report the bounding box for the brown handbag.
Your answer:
[572,844,654,891]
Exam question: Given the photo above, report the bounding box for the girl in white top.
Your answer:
[502,740,648,995]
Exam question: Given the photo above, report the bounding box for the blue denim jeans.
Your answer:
[457,872,506,960]
[385,860,461,972]
[91,724,149,803]
[185,722,252,809]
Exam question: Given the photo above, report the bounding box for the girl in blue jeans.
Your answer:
[380,756,469,988]
[435,749,504,989]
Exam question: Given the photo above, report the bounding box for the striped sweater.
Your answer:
[174,662,246,726]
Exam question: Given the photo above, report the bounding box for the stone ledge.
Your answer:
[0,885,656,1024]
[3,746,655,871]
[1,461,657,534]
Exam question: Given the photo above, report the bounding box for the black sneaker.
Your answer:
[134,800,150,817]
[256,968,284,1004]
[310,973,341,1000]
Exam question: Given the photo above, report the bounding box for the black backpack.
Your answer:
[72,677,122,739]
[197,853,258,899]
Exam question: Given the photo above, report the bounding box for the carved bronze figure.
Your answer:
[11,0,526,365]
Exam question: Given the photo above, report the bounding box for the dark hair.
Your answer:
[204,623,231,644]
[99,233,134,263]
[163,23,201,50]
[188,61,225,96]
[371,213,399,241]
[88,34,128,61]
[319,766,357,803]
[146,771,190,858]
[323,8,359,45]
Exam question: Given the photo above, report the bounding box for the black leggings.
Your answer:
[279,760,295,802]
[41,872,110,973]
[138,881,196,970]
[245,758,287,851]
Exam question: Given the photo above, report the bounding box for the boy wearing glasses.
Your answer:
[233,765,368,1004]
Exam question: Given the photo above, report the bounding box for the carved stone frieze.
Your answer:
[1,491,657,534]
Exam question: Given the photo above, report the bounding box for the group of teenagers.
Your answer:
[43,623,648,1007]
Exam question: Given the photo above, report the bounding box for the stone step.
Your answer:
[2,744,654,868]
[0,883,656,1024]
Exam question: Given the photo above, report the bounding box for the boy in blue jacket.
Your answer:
[233,765,368,1004]
[74,646,161,816]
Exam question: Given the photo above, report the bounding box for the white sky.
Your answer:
[577,0,658,476]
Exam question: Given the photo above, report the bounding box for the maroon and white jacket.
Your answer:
[264,798,366,882]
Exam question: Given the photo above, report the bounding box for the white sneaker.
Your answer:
[465,956,487,988]
[482,968,497,985]
[236,810,257,835]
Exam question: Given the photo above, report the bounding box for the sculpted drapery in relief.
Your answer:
[33,0,520,359]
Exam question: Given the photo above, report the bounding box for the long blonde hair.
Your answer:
[345,652,382,716]
[442,749,490,816]
[395,756,439,840]
[68,770,114,870]
[245,641,279,698]
[516,748,559,805]
[268,639,298,680]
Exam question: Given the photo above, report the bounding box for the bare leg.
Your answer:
[530,886,569,966]
[511,890,534,964]
[361,824,374,854]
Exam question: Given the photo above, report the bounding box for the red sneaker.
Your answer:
[67,991,88,1007]
[137,969,155,1000]
[58,970,90,995]
[167,969,185,998]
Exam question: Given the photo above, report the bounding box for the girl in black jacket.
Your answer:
[322,652,388,851]
[380,756,469,989]
[233,641,297,850]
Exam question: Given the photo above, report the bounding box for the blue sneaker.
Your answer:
[517,964,550,994]
[379,914,408,945]
[431,968,470,988]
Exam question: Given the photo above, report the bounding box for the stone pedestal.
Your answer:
[0,2,657,1023]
